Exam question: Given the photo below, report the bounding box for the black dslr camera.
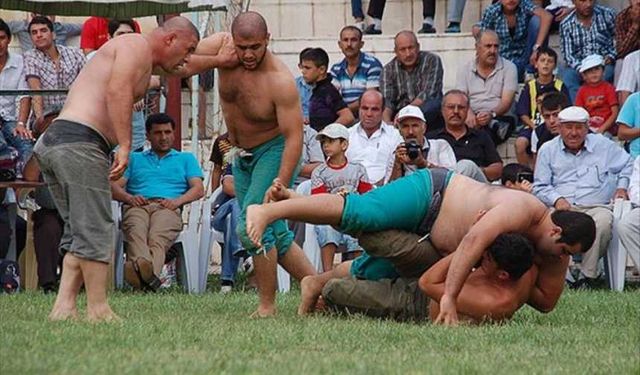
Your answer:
[405,140,422,160]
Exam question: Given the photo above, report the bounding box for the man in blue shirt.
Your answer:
[330,26,382,117]
[111,113,204,291]
[617,92,640,158]
[533,106,633,287]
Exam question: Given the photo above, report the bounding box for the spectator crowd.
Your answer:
[0,0,638,296]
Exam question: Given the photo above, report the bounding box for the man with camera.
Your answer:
[388,105,456,182]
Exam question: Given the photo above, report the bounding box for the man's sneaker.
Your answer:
[418,24,437,34]
[159,260,177,289]
[354,21,366,31]
[445,23,461,33]
[220,280,234,294]
[364,24,382,35]
[243,257,254,275]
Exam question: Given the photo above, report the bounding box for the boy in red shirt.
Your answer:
[575,54,619,136]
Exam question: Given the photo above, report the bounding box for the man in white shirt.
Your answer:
[615,156,640,274]
[616,50,639,106]
[388,104,456,182]
[346,90,402,185]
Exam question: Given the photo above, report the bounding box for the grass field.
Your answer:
[1,286,639,374]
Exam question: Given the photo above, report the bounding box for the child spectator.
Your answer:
[575,54,619,136]
[300,48,354,131]
[295,47,313,124]
[501,163,534,193]
[515,47,569,167]
[311,123,372,271]
[530,91,570,160]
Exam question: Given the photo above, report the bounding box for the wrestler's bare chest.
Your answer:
[218,69,276,122]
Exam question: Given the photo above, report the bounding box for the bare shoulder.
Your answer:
[104,34,151,61]
[195,32,232,54]
[266,58,297,101]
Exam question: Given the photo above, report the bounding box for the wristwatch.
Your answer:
[17,121,25,127]
[533,44,540,52]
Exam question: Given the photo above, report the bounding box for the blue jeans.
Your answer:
[560,64,615,103]
[0,120,34,175]
[351,0,364,19]
[212,198,243,283]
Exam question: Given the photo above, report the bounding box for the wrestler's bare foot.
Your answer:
[297,275,324,315]
[48,305,79,321]
[87,304,121,323]
[250,305,277,318]
[246,204,269,248]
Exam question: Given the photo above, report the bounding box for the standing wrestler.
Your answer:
[33,17,199,322]
[180,12,316,317]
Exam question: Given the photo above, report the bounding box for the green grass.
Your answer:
[1,286,639,374]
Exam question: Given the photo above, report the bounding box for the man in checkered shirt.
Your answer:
[559,0,616,102]
[23,16,86,132]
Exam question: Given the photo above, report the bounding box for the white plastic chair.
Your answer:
[606,199,633,291]
[112,199,204,293]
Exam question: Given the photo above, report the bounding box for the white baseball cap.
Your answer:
[579,54,604,73]
[316,123,350,140]
[558,106,590,123]
[396,105,426,122]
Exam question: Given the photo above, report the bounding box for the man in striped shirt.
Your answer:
[330,26,383,118]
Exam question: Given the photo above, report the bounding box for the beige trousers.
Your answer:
[122,203,182,275]
[573,205,614,279]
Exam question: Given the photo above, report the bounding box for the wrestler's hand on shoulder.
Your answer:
[216,34,239,68]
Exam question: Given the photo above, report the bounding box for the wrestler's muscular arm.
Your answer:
[177,32,238,77]
[435,203,533,326]
[527,254,570,312]
[269,73,304,198]
[108,39,152,180]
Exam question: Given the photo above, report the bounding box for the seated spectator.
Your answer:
[8,13,81,53]
[530,91,570,163]
[300,48,354,131]
[110,113,204,291]
[559,0,616,102]
[456,30,518,146]
[501,163,534,193]
[381,31,444,134]
[388,105,456,182]
[294,124,324,188]
[617,92,640,158]
[212,165,246,293]
[0,18,33,178]
[533,106,633,288]
[209,132,233,195]
[543,0,574,33]
[346,90,403,185]
[614,0,640,83]
[312,123,373,271]
[575,55,619,136]
[24,16,86,137]
[477,0,552,81]
[615,156,640,275]
[80,16,141,55]
[331,26,382,117]
[433,90,504,183]
[515,47,569,167]
[616,50,639,106]
[364,0,437,34]
[295,48,313,124]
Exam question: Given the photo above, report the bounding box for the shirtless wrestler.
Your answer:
[32,17,199,322]
[245,159,596,321]
[179,12,316,317]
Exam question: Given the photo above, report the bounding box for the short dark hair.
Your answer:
[28,16,54,33]
[0,18,11,39]
[340,25,363,41]
[501,163,533,185]
[489,233,534,280]
[541,91,569,112]
[550,210,596,253]
[298,47,313,64]
[145,113,176,133]
[536,46,558,63]
[108,19,137,37]
[300,47,329,69]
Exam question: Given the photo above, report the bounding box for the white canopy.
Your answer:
[0,0,228,17]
